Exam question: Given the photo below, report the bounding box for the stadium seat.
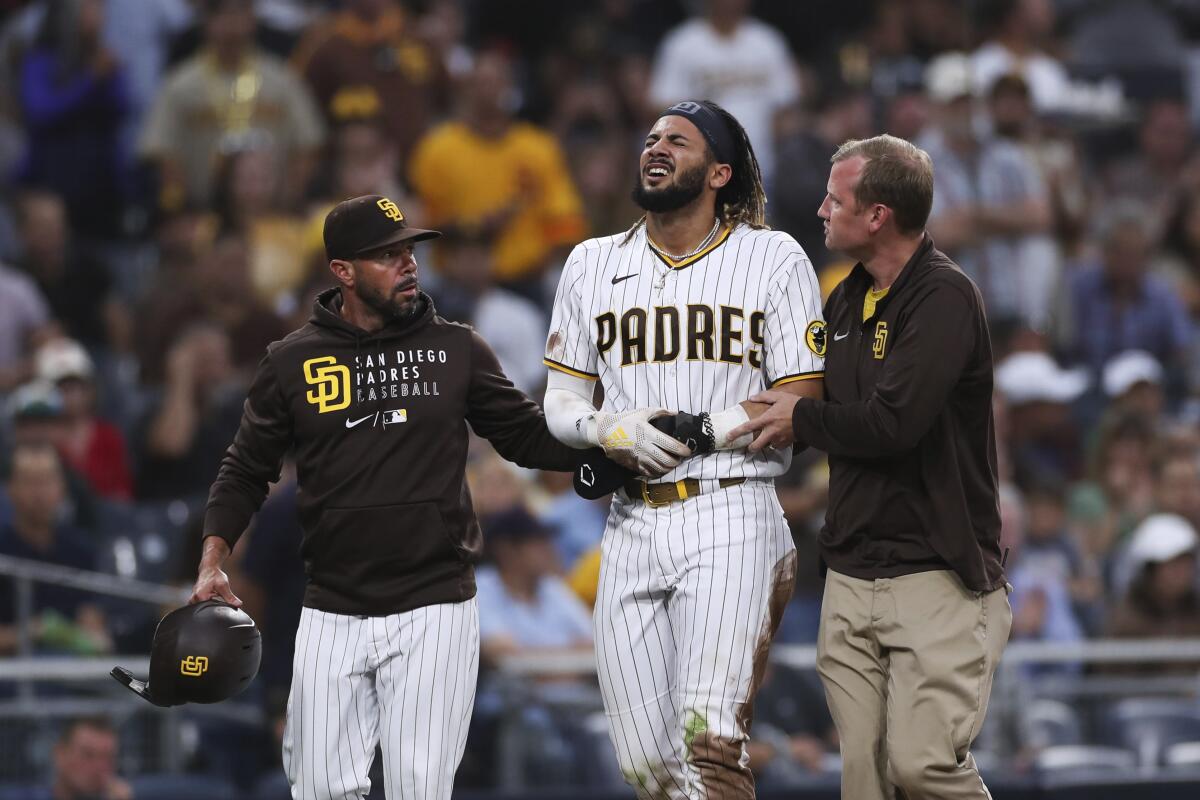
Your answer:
[1165,741,1200,768]
[128,772,237,800]
[1034,744,1137,776]
[1101,697,1200,767]
[1019,698,1084,749]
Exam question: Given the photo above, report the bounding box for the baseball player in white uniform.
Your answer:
[543,100,826,798]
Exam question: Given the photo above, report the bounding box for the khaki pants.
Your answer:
[817,569,1011,800]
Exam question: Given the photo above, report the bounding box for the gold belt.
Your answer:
[623,477,746,507]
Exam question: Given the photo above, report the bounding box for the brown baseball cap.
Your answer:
[323,195,440,261]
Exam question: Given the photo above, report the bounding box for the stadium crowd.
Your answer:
[0,0,1199,796]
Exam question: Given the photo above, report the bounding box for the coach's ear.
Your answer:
[708,162,732,191]
[329,258,355,289]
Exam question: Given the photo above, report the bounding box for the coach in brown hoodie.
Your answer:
[734,136,1010,800]
[190,195,577,800]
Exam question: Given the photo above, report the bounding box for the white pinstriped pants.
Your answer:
[595,480,797,800]
[282,600,479,800]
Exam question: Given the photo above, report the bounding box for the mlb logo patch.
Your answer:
[382,409,407,425]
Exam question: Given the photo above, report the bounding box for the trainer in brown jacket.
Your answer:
[733,135,1010,800]
[190,195,578,800]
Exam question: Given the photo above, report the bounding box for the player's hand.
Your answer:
[190,565,243,608]
[728,390,800,453]
[594,408,692,477]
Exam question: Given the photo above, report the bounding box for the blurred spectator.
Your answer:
[207,146,308,310]
[748,663,838,786]
[0,441,110,656]
[648,0,799,187]
[138,0,324,211]
[1153,443,1200,530]
[477,506,592,666]
[4,380,100,532]
[14,716,132,800]
[970,0,1070,114]
[291,0,447,168]
[464,450,528,517]
[1155,183,1200,316]
[34,339,132,501]
[15,0,133,239]
[1102,98,1196,225]
[535,468,606,575]
[1102,350,1165,422]
[987,71,1085,269]
[135,232,289,383]
[432,230,547,395]
[995,351,1088,486]
[1069,411,1159,589]
[921,53,1053,325]
[14,190,128,351]
[771,81,873,267]
[1062,202,1193,392]
[1106,514,1200,670]
[1012,477,1100,637]
[134,323,245,502]
[0,258,52,392]
[101,0,193,137]
[475,506,595,785]
[409,49,586,304]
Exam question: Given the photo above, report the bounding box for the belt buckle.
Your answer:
[641,481,671,508]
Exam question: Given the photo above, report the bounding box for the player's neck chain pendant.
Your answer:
[646,217,721,262]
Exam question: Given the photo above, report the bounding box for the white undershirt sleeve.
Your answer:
[544,369,600,448]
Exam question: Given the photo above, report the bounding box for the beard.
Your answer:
[632,161,708,213]
[355,280,421,322]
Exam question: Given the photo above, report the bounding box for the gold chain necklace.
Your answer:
[646,217,721,261]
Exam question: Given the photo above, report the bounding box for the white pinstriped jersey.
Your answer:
[545,222,825,481]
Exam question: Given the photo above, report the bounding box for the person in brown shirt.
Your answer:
[734,135,1011,800]
[291,0,447,167]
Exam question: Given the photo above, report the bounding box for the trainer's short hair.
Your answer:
[831,135,934,234]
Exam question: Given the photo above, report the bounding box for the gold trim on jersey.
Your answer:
[646,225,733,270]
[543,358,598,380]
[770,370,824,387]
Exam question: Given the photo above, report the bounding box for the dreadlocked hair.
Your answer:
[621,100,768,246]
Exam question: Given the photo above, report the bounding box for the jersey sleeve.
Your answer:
[544,246,599,379]
[762,243,825,387]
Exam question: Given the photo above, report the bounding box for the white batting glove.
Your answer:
[590,408,692,478]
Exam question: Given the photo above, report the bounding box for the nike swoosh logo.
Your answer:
[611,274,636,285]
[345,414,376,429]
[833,331,849,341]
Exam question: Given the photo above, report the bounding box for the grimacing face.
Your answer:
[633,115,715,214]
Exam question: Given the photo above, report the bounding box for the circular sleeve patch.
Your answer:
[805,320,827,357]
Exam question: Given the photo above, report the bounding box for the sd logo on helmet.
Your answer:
[111,600,262,706]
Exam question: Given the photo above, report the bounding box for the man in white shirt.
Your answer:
[649,0,799,188]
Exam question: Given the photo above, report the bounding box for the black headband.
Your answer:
[662,101,735,164]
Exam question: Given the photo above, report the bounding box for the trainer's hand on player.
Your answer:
[595,408,692,478]
[728,390,800,453]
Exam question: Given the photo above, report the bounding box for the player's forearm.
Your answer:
[544,371,600,448]
[198,535,232,571]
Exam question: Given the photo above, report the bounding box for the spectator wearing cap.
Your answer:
[408,49,586,305]
[138,0,325,211]
[995,351,1088,485]
[35,339,132,501]
[1102,350,1165,422]
[1106,513,1200,673]
[1062,201,1194,398]
[290,0,448,170]
[474,505,597,785]
[0,441,110,656]
[920,52,1054,326]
